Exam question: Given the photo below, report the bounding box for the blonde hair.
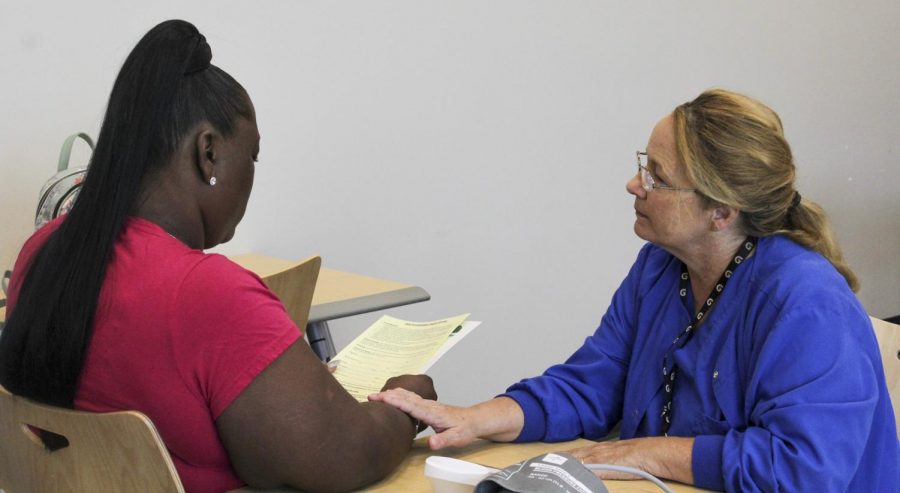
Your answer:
[672,88,859,291]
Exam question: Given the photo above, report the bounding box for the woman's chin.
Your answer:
[633,222,652,243]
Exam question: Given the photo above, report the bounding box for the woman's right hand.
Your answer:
[369,388,479,449]
[369,391,525,450]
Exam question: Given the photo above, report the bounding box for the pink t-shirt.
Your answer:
[8,216,301,493]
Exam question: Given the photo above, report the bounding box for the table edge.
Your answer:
[308,286,431,323]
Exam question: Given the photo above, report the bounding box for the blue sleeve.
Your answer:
[502,245,651,442]
[692,301,880,492]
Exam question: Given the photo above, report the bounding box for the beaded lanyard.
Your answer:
[660,236,757,434]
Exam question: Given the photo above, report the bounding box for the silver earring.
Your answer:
[209,176,217,186]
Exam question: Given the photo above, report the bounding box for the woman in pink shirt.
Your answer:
[0,19,434,493]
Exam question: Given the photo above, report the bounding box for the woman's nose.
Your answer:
[626,173,645,198]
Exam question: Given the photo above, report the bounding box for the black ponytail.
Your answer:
[0,20,253,406]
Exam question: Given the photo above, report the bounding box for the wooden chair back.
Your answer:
[0,385,184,492]
[871,316,900,437]
[230,254,321,330]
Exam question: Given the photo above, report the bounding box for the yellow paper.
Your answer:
[332,314,469,401]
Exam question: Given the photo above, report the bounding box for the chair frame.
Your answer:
[871,316,900,437]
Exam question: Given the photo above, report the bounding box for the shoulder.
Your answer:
[168,252,298,368]
[113,218,271,301]
[176,253,274,309]
[119,218,268,294]
[184,252,263,285]
[13,215,65,272]
[743,235,872,353]
[7,216,66,305]
[164,254,300,419]
[749,235,860,312]
[110,219,282,327]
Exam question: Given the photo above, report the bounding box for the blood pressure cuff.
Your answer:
[475,452,609,493]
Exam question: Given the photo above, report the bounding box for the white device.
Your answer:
[424,456,499,493]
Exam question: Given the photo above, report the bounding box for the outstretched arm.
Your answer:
[373,388,695,484]
[216,340,435,492]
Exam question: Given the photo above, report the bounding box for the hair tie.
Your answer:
[183,34,211,75]
[789,191,802,211]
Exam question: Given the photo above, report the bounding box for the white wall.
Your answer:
[2,1,898,406]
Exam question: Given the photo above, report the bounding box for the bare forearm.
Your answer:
[472,397,525,442]
[218,342,433,492]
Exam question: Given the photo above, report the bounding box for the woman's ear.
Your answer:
[710,204,740,232]
[193,126,217,186]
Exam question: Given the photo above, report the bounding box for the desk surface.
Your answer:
[232,438,708,493]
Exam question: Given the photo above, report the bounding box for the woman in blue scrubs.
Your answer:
[372,89,900,492]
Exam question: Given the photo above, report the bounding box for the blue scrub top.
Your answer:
[504,236,899,492]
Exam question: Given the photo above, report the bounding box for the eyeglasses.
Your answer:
[636,151,696,193]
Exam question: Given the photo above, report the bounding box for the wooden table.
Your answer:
[232,438,708,492]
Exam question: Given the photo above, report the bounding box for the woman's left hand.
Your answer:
[380,374,437,401]
[567,436,694,484]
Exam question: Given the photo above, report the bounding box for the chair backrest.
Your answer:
[0,385,184,492]
[871,316,900,437]
[230,254,321,330]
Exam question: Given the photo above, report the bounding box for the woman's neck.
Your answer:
[133,168,206,250]
[680,233,748,313]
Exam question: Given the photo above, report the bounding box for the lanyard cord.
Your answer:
[660,236,757,435]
